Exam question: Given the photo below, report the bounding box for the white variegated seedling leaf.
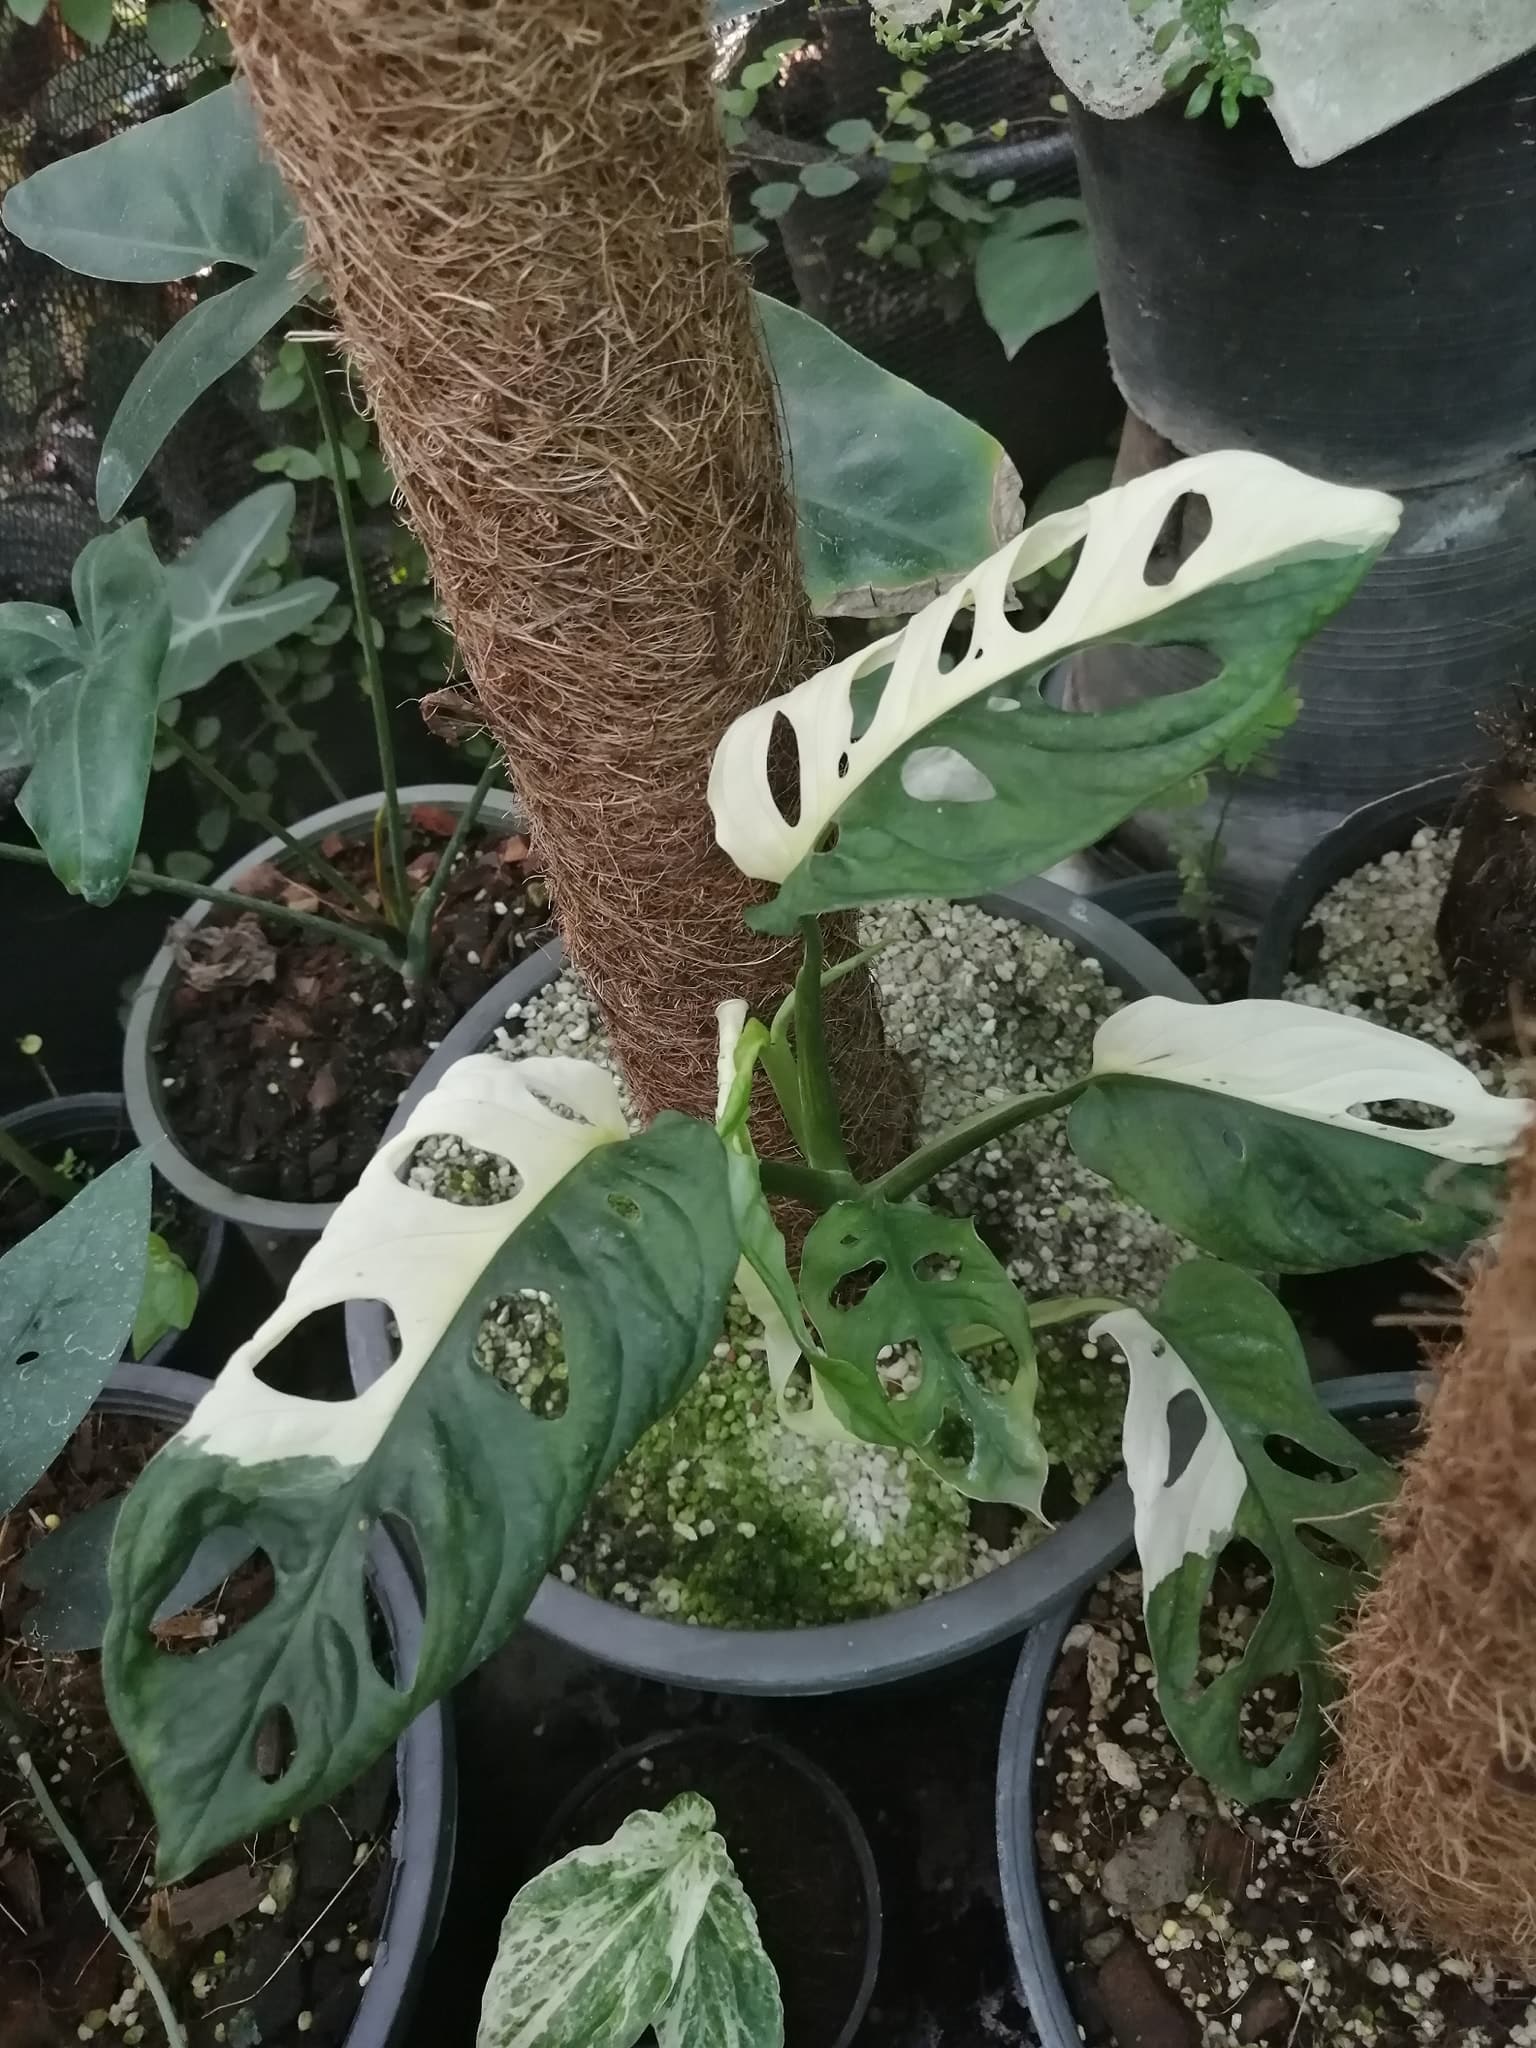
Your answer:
[1070,997,1529,1271]
[105,1055,739,1879]
[709,449,1400,930]
[476,1793,782,2048]
[1097,1261,1396,1804]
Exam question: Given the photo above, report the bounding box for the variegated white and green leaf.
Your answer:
[105,1055,738,1878]
[708,450,1400,931]
[1096,1260,1396,1803]
[161,483,336,699]
[1069,997,1527,1271]
[655,1852,784,2048]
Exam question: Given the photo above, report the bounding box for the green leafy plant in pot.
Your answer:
[90,447,1529,1893]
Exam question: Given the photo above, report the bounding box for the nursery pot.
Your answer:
[994,1370,1425,2048]
[1248,772,1465,998]
[1,1092,226,1373]
[536,1730,881,2048]
[348,876,1202,1695]
[55,1365,456,2048]
[1069,49,1536,490]
[121,783,525,1242]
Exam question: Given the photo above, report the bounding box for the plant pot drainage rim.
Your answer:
[534,1727,881,2048]
[347,875,1199,1694]
[994,1369,1425,2048]
[2,1092,227,1375]
[121,782,526,1240]
[101,1363,456,2048]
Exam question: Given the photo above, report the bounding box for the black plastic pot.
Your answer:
[121,783,525,1242]
[85,1365,455,2048]
[535,1729,880,2048]
[2,1092,226,1373]
[1248,773,1465,998]
[995,1370,1424,2048]
[1070,50,1536,491]
[347,876,1199,1695]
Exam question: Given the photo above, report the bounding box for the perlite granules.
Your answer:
[413,900,1186,1626]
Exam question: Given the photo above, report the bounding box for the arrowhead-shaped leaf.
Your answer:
[974,198,1098,360]
[105,1055,738,1878]
[1069,997,1525,1271]
[161,483,336,698]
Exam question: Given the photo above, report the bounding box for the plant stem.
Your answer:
[156,719,380,924]
[757,1157,856,1208]
[0,1125,75,1205]
[1027,1294,1123,1332]
[0,1686,187,2048]
[301,341,408,922]
[249,671,347,803]
[0,843,403,969]
[870,1077,1090,1205]
[792,918,849,1173]
[403,753,501,985]
[758,1036,811,1158]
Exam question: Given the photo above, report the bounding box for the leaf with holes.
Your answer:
[798,1195,1046,1508]
[160,484,336,699]
[1069,997,1525,1272]
[754,293,1023,618]
[104,1055,738,1878]
[17,523,170,904]
[709,451,1400,930]
[1096,1260,1396,1802]
[0,1152,151,1517]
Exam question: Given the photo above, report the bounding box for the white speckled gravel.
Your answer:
[415,900,1187,1627]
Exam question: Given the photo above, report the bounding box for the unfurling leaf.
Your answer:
[105,1055,738,1877]
[1069,997,1526,1271]
[709,451,1400,930]
[132,1233,199,1361]
[1098,1261,1396,1802]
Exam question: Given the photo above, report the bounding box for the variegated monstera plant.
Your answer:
[102,450,1527,1918]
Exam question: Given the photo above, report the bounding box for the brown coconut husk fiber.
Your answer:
[223,0,903,1158]
[1326,1113,1536,1971]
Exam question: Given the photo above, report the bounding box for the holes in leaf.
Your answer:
[780,1355,814,1414]
[1163,1386,1207,1488]
[1236,1667,1301,1769]
[912,1251,961,1283]
[608,1191,641,1223]
[954,1325,1019,1392]
[937,602,977,673]
[1143,491,1212,587]
[1182,1538,1273,1705]
[1347,1098,1454,1132]
[150,1531,266,1649]
[1294,1520,1360,1570]
[836,750,850,779]
[253,1703,296,1784]
[767,710,802,827]
[900,745,996,804]
[473,1290,569,1419]
[876,1338,923,1401]
[832,1259,886,1310]
[367,1518,422,1691]
[251,1307,367,1399]
[14,1348,38,1367]
[849,663,888,740]
[815,823,841,855]
[931,1407,976,1471]
[1262,1434,1357,1485]
[1221,1126,1246,1161]
[526,1085,591,1125]
[399,1135,523,1205]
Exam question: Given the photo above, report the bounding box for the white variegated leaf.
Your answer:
[655,1861,784,2048]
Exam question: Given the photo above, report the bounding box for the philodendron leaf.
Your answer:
[477,1793,782,2048]
[105,1055,738,1879]
[974,198,1098,360]
[18,523,170,904]
[1068,997,1526,1272]
[0,603,79,773]
[709,450,1400,932]
[97,222,312,520]
[131,1232,199,1361]
[754,293,1024,618]
[0,1151,152,1516]
[0,83,296,280]
[161,483,337,698]
[1095,1260,1396,1802]
[798,1194,1046,1508]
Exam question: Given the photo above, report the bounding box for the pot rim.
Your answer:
[101,1363,456,2048]
[994,1370,1426,2048]
[120,783,526,1239]
[346,874,1202,1694]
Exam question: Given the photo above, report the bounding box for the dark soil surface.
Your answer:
[154,808,553,1204]
[1031,1550,1536,2048]
[0,1412,397,2048]
[546,1733,873,2047]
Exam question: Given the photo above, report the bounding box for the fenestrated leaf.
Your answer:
[1069,997,1525,1272]
[708,451,1400,932]
[1096,1261,1396,1802]
[17,523,170,904]
[754,292,1023,618]
[655,1854,784,2048]
[22,1498,252,1654]
[0,83,296,280]
[0,1152,151,1517]
[974,198,1098,359]
[476,1793,778,2048]
[160,483,336,698]
[798,1193,1046,1508]
[97,223,311,520]
[105,1055,738,1879]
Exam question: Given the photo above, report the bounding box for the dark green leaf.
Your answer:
[975,200,1098,359]
[0,1153,151,1516]
[23,1499,252,1654]
[162,484,336,697]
